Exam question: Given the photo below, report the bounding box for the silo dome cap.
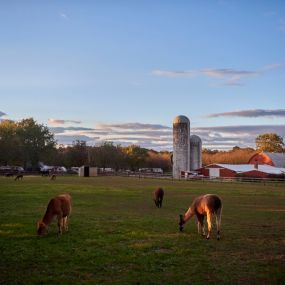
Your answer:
[173,115,190,124]
[190,135,202,143]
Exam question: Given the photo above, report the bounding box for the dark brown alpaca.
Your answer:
[14,174,23,181]
[37,193,72,236]
[153,187,164,208]
[179,194,222,240]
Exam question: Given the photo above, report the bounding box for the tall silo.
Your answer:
[190,135,202,171]
[173,115,190,179]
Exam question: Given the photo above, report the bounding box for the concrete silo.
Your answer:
[173,115,190,179]
[190,135,202,171]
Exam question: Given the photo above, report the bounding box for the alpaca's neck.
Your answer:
[184,207,195,222]
[42,209,54,226]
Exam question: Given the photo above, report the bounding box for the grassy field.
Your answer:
[0,176,284,285]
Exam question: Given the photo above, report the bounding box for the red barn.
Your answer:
[199,164,236,178]
[198,163,285,178]
[248,152,285,168]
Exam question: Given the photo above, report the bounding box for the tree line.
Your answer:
[0,118,284,171]
[0,118,171,171]
[48,141,172,172]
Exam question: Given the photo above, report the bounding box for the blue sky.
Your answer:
[0,0,285,150]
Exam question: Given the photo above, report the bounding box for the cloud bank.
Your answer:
[207,109,285,118]
[52,122,172,150]
[193,125,285,149]
[152,63,284,86]
[50,121,285,151]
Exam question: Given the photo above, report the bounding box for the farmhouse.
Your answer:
[198,163,285,178]
[248,152,285,168]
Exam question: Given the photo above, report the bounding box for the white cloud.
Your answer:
[152,63,284,86]
[60,13,69,20]
[0,111,7,118]
[96,122,171,131]
[48,118,82,125]
[279,18,285,31]
[152,70,196,77]
[261,63,285,71]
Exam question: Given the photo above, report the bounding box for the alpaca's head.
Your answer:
[179,214,185,232]
[37,220,48,236]
[154,199,159,208]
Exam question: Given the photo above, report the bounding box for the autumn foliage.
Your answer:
[202,147,256,166]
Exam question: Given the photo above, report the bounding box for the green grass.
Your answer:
[0,176,284,285]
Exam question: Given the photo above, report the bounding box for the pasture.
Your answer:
[0,176,284,284]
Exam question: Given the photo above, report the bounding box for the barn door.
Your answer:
[209,168,220,177]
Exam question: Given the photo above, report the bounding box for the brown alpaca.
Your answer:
[50,174,56,180]
[37,193,72,236]
[14,174,23,181]
[179,194,222,240]
[153,187,164,208]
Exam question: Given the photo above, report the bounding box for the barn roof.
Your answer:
[206,164,285,175]
[263,152,285,168]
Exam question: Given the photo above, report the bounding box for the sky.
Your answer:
[0,0,285,150]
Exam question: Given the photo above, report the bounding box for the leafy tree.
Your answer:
[255,133,285,153]
[89,142,127,170]
[17,118,56,169]
[63,140,88,167]
[44,145,67,166]
[0,120,20,165]
[122,145,148,170]
[145,150,172,171]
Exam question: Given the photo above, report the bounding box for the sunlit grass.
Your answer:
[0,176,284,284]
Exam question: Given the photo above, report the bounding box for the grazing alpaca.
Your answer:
[154,187,164,208]
[179,194,222,240]
[50,174,56,180]
[37,193,72,236]
[14,174,23,181]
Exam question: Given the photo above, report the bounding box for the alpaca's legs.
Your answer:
[197,221,200,234]
[197,222,205,235]
[57,215,63,235]
[206,212,212,239]
[216,208,222,240]
[201,221,206,236]
[197,215,205,236]
[63,216,68,231]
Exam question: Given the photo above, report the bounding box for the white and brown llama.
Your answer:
[179,194,222,240]
[37,193,72,236]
